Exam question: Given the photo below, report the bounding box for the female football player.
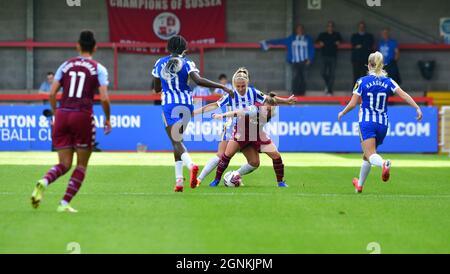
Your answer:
[211,92,289,187]
[193,68,295,187]
[31,30,112,213]
[338,51,423,193]
[152,35,233,192]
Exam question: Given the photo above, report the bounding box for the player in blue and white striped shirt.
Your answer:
[152,35,232,192]
[338,51,423,193]
[193,68,265,186]
[193,68,295,187]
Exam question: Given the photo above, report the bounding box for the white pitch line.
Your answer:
[81,192,450,199]
[3,191,450,199]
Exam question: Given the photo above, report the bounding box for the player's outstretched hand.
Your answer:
[223,86,234,98]
[337,111,344,122]
[212,113,223,120]
[104,120,112,135]
[416,108,423,122]
[287,95,296,105]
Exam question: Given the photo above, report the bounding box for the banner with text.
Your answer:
[0,105,438,153]
[106,0,226,54]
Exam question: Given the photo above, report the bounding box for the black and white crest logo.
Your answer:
[162,58,183,81]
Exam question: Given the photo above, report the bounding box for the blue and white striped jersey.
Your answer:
[353,74,399,126]
[217,87,266,110]
[217,87,266,128]
[265,34,315,64]
[152,55,199,106]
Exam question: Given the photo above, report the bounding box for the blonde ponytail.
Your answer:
[232,67,249,89]
[368,51,387,77]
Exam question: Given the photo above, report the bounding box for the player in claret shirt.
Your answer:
[338,51,422,193]
[31,30,112,213]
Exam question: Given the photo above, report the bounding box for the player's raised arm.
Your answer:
[99,85,111,135]
[49,80,62,114]
[193,102,219,116]
[338,94,360,121]
[153,77,162,93]
[268,91,296,105]
[193,90,231,116]
[190,71,234,98]
[212,109,245,119]
[394,87,423,121]
[274,95,296,105]
[213,105,259,120]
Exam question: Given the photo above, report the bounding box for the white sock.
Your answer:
[358,161,371,187]
[237,163,257,176]
[42,178,49,187]
[175,161,183,185]
[181,152,194,170]
[369,154,383,167]
[60,200,68,206]
[198,156,220,181]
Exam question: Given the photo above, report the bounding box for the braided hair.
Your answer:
[162,35,188,80]
[167,35,187,56]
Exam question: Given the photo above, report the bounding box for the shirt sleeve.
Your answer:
[97,63,109,87]
[54,61,67,82]
[217,93,230,107]
[388,78,400,94]
[255,89,266,103]
[152,59,160,78]
[185,60,199,75]
[352,78,363,96]
[266,37,289,46]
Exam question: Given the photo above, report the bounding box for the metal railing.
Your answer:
[0,93,434,106]
[1,40,450,90]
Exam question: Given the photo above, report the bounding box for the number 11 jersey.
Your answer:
[54,56,109,113]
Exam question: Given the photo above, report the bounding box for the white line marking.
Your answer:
[4,192,450,199]
[0,152,449,167]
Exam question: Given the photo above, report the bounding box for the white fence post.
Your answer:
[441,106,450,155]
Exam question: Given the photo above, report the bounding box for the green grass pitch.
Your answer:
[0,152,449,254]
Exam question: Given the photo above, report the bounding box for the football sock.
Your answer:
[272,157,284,182]
[198,155,220,181]
[369,154,383,167]
[43,163,69,187]
[175,161,183,183]
[358,160,372,187]
[181,152,194,170]
[175,178,184,187]
[62,166,86,204]
[215,154,231,181]
[237,163,257,176]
